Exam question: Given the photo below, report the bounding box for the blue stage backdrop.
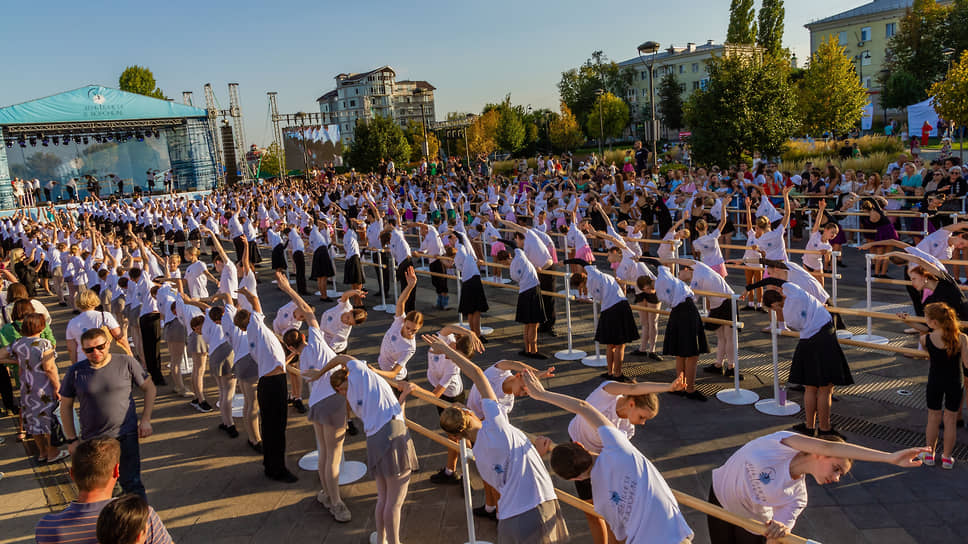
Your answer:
[0,85,217,208]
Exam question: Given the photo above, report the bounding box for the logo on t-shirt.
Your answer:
[757,468,776,485]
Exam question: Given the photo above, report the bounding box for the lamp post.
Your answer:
[594,89,604,160]
[416,88,431,159]
[855,50,871,87]
[637,40,660,168]
[942,48,961,160]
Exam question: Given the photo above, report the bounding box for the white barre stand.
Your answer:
[716,294,759,405]
[581,300,607,367]
[830,253,852,339]
[755,309,801,416]
[372,251,392,312]
[297,451,367,485]
[459,438,493,544]
[556,267,587,360]
[852,254,888,344]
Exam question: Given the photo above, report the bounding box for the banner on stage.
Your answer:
[283,124,341,171]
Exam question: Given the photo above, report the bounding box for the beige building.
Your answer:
[804,0,949,116]
[316,66,436,144]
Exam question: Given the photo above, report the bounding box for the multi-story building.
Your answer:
[804,0,949,117]
[618,40,759,137]
[316,66,436,144]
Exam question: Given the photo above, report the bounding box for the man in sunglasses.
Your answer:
[59,328,157,501]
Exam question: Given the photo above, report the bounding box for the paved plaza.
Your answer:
[2,244,968,544]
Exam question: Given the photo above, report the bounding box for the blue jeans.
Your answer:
[118,432,147,501]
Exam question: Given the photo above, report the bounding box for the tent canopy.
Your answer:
[0,85,207,126]
[907,98,940,138]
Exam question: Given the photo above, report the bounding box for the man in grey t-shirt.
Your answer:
[60,328,156,500]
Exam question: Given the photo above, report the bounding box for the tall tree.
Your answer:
[257,142,284,177]
[881,0,952,106]
[657,73,684,131]
[930,51,968,131]
[549,102,584,152]
[881,71,925,110]
[757,0,785,57]
[684,54,797,166]
[118,66,168,100]
[403,121,440,161]
[346,116,411,173]
[586,92,630,144]
[558,51,635,133]
[798,38,868,136]
[726,0,757,44]
[462,110,500,158]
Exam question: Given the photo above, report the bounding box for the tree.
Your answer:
[757,0,785,57]
[684,54,797,167]
[463,110,499,158]
[257,142,284,177]
[726,0,757,44]
[881,71,925,110]
[346,116,411,173]
[118,66,167,100]
[657,72,684,131]
[549,102,584,152]
[495,104,526,155]
[586,92,630,144]
[558,51,635,133]
[882,0,953,106]
[403,121,440,162]
[797,38,868,136]
[930,50,968,131]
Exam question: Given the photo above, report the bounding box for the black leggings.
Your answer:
[0,364,17,412]
[139,313,163,384]
[258,373,290,477]
[707,486,766,544]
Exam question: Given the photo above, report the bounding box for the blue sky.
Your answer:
[2,0,862,146]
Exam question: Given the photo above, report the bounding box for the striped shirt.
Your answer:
[35,499,172,544]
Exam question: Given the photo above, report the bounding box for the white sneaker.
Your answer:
[329,501,352,523]
[369,532,378,544]
[316,489,332,508]
[918,451,935,466]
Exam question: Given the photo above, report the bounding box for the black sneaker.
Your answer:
[599,372,613,379]
[292,399,307,414]
[685,391,707,402]
[723,367,743,381]
[791,423,815,436]
[473,505,497,520]
[196,400,214,413]
[248,441,263,454]
[346,420,360,436]
[818,427,845,439]
[703,363,724,374]
[741,305,757,312]
[480,336,489,344]
[647,352,664,362]
[630,349,650,357]
[267,470,299,483]
[429,469,462,485]
[225,425,239,438]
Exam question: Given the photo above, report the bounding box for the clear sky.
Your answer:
[1,0,864,146]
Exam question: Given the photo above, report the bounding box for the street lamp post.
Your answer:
[416,89,431,159]
[595,89,604,160]
[942,48,961,160]
[637,40,661,169]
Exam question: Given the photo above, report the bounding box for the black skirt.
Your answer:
[310,246,335,279]
[788,321,854,387]
[704,299,733,331]
[515,286,545,324]
[459,274,489,315]
[343,254,365,285]
[595,300,639,345]
[429,259,448,294]
[188,228,200,241]
[662,298,710,357]
[271,243,287,270]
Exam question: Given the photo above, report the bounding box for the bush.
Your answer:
[784,152,892,175]
[780,135,903,163]
[660,163,688,175]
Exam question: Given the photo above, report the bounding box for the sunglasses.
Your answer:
[82,342,108,354]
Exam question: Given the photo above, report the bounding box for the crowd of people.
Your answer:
[0,143,961,543]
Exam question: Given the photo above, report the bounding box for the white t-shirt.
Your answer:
[781,282,831,339]
[693,228,724,267]
[304,327,339,407]
[916,229,953,262]
[655,266,692,308]
[320,300,353,353]
[472,398,557,520]
[377,315,416,380]
[688,261,734,309]
[426,333,463,397]
[218,260,238,296]
[757,228,787,262]
[346,359,402,436]
[802,232,831,271]
[272,301,303,336]
[711,431,808,532]
[466,364,515,418]
[567,382,635,454]
[591,426,693,544]
[65,310,120,343]
[509,248,539,292]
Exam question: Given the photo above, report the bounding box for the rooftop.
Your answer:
[805,0,913,27]
[397,80,436,91]
[617,41,723,68]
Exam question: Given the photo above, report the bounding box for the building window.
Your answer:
[838,31,848,46]
[699,78,709,90]
[692,63,699,72]
[886,22,897,38]
[862,54,872,66]
[349,100,356,107]
[679,65,684,74]
[692,81,700,90]
[679,83,686,93]
[861,27,871,42]
[864,77,872,89]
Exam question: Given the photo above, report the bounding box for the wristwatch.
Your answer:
[65,437,78,444]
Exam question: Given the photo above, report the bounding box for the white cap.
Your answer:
[791,174,803,186]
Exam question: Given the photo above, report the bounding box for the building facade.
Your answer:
[804,0,949,117]
[316,66,436,144]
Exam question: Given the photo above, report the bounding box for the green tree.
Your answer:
[726,0,757,44]
[657,72,684,131]
[118,66,167,100]
[495,104,526,155]
[797,38,868,136]
[558,51,635,133]
[757,0,785,57]
[930,51,968,131]
[881,71,925,110]
[403,121,440,161]
[346,116,411,173]
[549,102,584,152]
[257,142,284,177]
[586,92,630,144]
[684,54,797,166]
[882,0,951,106]
[462,110,499,158]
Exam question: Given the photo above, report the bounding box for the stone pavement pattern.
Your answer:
[2,245,967,544]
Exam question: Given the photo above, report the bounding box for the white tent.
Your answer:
[907,98,940,137]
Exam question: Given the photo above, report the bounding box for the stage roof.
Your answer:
[0,85,208,126]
